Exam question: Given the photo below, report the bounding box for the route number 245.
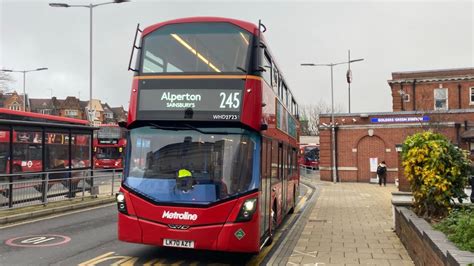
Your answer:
[219,92,240,109]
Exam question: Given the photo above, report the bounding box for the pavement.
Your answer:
[0,196,115,225]
[268,172,414,266]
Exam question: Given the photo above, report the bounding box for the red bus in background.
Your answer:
[299,144,320,170]
[117,17,301,253]
[93,125,126,169]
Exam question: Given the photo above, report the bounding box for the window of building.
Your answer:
[402,94,410,102]
[65,109,78,117]
[40,109,51,115]
[10,102,21,111]
[105,112,114,119]
[470,87,474,104]
[434,88,448,110]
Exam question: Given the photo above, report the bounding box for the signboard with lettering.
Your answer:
[140,89,241,112]
[370,158,378,172]
[136,78,245,121]
[98,139,119,145]
[371,116,429,123]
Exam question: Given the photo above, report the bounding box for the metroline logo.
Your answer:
[162,211,198,221]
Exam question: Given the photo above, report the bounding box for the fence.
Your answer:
[300,166,319,180]
[0,169,122,209]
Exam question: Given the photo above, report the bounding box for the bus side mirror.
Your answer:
[118,120,127,128]
[260,124,268,130]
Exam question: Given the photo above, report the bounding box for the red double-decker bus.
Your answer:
[93,125,126,169]
[299,144,320,170]
[117,17,300,253]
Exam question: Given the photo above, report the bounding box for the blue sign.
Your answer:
[371,116,429,123]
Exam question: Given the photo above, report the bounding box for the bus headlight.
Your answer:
[116,192,127,214]
[236,198,257,222]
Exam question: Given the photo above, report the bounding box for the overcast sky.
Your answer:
[1,0,473,112]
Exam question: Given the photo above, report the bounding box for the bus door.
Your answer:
[259,138,272,241]
[279,142,287,215]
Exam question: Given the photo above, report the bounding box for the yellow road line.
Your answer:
[117,257,139,266]
[143,258,159,266]
[78,252,115,266]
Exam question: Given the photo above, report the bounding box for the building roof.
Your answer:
[101,102,113,112]
[319,109,474,118]
[111,106,127,115]
[29,98,53,109]
[87,99,104,112]
[388,68,474,84]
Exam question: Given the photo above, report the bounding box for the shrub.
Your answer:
[433,206,474,252]
[402,131,471,219]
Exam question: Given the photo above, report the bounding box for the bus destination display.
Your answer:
[138,88,243,121]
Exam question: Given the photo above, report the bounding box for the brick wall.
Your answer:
[395,208,444,265]
[391,80,474,112]
[389,68,474,112]
[394,207,474,265]
[319,111,474,185]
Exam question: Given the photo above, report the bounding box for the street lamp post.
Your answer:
[301,57,363,183]
[49,0,129,122]
[1,68,48,111]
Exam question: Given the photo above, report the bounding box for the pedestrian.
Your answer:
[377,161,387,186]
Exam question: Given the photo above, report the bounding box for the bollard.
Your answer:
[42,173,49,205]
[82,171,86,200]
[8,175,13,208]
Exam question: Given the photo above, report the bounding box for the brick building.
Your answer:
[319,68,474,185]
[2,91,25,111]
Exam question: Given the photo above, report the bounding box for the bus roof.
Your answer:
[0,108,89,125]
[142,17,258,37]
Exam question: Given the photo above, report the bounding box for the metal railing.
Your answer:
[0,169,123,209]
[300,166,319,180]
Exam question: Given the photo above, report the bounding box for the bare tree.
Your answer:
[412,92,452,133]
[0,71,14,93]
[300,100,344,136]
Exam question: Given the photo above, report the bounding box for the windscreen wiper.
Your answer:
[183,124,242,135]
[149,123,241,135]
[149,123,187,131]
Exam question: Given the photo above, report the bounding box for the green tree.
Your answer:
[402,131,470,219]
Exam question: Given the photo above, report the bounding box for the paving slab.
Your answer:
[268,172,414,265]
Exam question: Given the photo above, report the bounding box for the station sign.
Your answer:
[371,116,429,123]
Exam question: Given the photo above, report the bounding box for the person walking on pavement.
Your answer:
[377,161,387,186]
